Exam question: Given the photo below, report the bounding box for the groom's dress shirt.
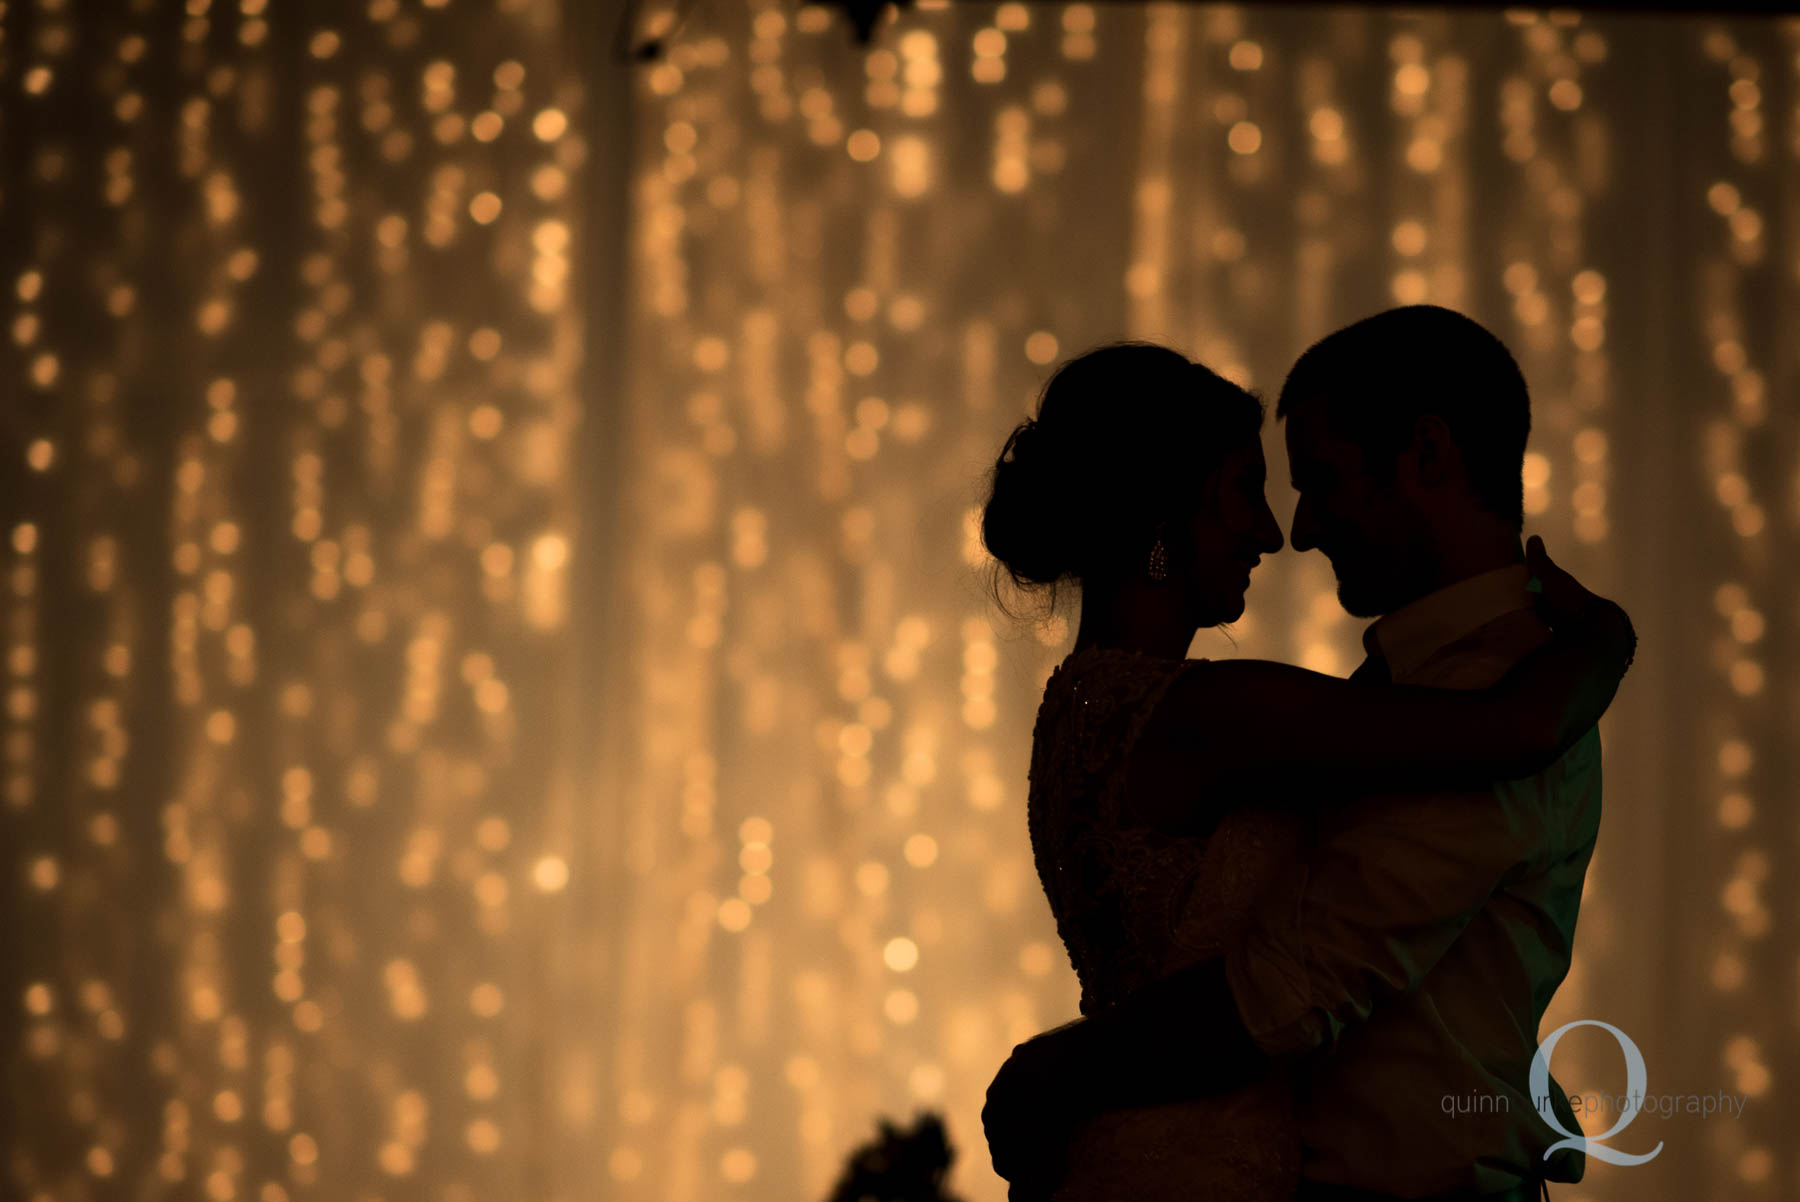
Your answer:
[1224,564,1601,1196]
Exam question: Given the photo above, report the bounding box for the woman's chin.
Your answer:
[1197,593,1247,627]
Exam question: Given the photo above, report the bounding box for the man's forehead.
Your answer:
[1283,396,1358,467]
[1282,389,1333,427]
[1282,396,1332,449]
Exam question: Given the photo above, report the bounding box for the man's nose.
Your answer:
[1259,503,1284,554]
[1289,496,1317,552]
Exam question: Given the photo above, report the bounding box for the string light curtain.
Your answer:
[610,5,1798,1201]
[6,2,596,1200]
[4,3,1796,1202]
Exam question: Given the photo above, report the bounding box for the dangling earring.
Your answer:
[1146,522,1169,582]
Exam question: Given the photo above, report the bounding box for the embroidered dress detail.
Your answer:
[1024,645,1304,1201]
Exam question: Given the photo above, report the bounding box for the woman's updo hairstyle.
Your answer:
[981,342,1264,614]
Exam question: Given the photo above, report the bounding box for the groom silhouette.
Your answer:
[984,306,1601,1202]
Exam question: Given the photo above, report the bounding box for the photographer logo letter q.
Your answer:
[1531,1019,1664,1166]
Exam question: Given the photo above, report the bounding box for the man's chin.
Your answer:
[1334,581,1389,620]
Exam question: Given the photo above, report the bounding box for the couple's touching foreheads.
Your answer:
[978,304,1637,1202]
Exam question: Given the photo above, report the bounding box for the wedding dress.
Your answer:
[1026,645,1305,1201]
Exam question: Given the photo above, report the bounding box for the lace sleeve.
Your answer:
[1030,648,1214,1013]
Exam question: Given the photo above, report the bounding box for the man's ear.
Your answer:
[1406,415,1459,490]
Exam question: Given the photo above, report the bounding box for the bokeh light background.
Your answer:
[4,1,1797,1201]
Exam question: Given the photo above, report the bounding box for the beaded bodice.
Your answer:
[1026,646,1303,1015]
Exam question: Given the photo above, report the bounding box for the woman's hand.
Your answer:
[1526,535,1637,674]
[1477,535,1638,769]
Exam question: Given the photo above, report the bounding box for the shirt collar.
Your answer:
[1362,563,1534,681]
